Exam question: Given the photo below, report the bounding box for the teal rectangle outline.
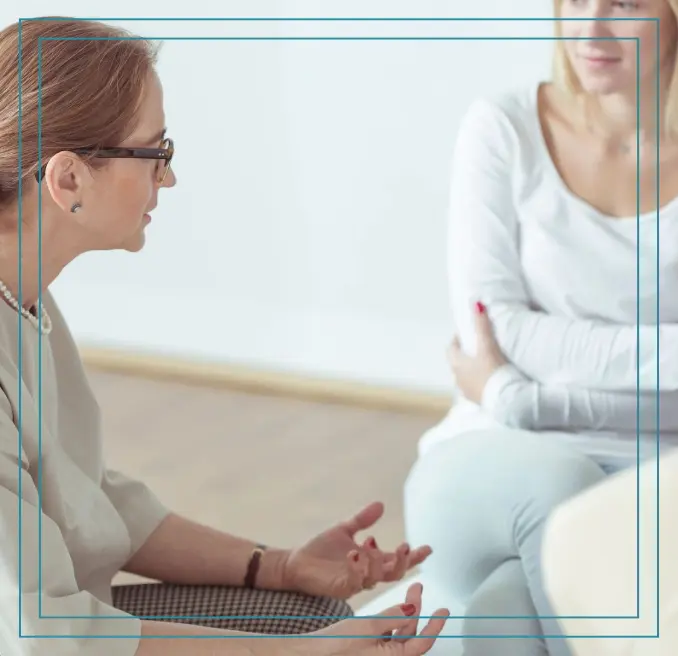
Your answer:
[15,16,660,641]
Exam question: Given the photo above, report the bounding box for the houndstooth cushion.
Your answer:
[112,582,353,634]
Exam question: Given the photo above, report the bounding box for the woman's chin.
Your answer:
[576,73,635,98]
[121,229,147,253]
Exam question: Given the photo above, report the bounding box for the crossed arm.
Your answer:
[447,99,671,432]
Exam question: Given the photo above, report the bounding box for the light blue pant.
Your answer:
[403,429,627,656]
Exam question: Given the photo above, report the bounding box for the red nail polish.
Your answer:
[368,537,377,549]
[403,545,410,556]
[352,552,360,562]
[402,604,416,616]
[475,301,486,314]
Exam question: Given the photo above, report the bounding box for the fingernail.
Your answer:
[403,545,410,555]
[402,604,416,616]
[352,552,360,562]
[475,301,486,314]
[367,537,377,549]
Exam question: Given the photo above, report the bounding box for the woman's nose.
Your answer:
[162,166,177,188]
[577,4,612,38]
[579,18,609,38]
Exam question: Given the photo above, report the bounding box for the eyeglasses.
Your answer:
[34,137,175,185]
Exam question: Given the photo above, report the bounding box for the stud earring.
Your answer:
[71,202,82,213]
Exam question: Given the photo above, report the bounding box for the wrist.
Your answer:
[480,363,525,412]
[249,546,291,592]
[481,364,534,428]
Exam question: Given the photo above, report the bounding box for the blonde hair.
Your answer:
[0,17,159,209]
[551,0,678,138]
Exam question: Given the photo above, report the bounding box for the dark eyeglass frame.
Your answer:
[34,137,174,184]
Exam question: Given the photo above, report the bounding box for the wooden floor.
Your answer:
[88,366,445,609]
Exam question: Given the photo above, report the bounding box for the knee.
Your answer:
[403,430,609,544]
[505,447,609,550]
[405,430,607,506]
[402,439,466,544]
[523,451,608,521]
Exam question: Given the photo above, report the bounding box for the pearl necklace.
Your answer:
[0,278,52,335]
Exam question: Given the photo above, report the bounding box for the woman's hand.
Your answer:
[281,502,432,600]
[306,582,449,656]
[448,301,507,404]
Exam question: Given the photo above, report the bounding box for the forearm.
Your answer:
[137,620,296,656]
[481,364,671,432]
[124,513,290,592]
[485,303,667,392]
[138,620,256,655]
[453,283,668,393]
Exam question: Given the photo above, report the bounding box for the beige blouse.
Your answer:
[0,290,170,655]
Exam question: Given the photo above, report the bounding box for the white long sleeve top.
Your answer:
[420,82,678,469]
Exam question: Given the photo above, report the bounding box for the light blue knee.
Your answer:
[404,429,608,580]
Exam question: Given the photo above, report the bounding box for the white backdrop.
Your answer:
[7,0,554,394]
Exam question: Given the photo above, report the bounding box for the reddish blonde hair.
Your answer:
[0,17,158,208]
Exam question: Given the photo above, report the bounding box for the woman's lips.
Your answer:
[581,55,622,69]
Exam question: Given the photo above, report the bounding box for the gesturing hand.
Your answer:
[282,502,433,600]
[309,582,450,656]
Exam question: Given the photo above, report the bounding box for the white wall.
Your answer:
[9,0,553,394]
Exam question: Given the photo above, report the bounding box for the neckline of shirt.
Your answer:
[527,80,678,232]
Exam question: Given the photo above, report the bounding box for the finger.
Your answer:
[365,602,418,637]
[394,582,422,641]
[362,536,386,588]
[341,501,385,537]
[472,300,497,348]
[382,547,406,580]
[382,552,398,567]
[382,543,410,582]
[347,549,369,594]
[403,608,450,656]
[473,302,508,367]
[405,545,433,570]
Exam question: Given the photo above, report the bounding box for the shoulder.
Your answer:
[0,288,79,375]
[450,83,549,187]
[456,82,543,152]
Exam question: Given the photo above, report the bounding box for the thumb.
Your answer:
[367,602,417,638]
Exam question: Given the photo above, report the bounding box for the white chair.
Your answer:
[543,450,678,656]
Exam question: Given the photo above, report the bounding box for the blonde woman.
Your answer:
[404,1,678,655]
[0,17,449,656]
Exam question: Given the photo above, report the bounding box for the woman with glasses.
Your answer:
[0,18,448,656]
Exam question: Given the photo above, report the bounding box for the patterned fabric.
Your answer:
[112,582,353,634]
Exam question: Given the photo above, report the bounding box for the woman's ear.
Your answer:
[42,151,90,214]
